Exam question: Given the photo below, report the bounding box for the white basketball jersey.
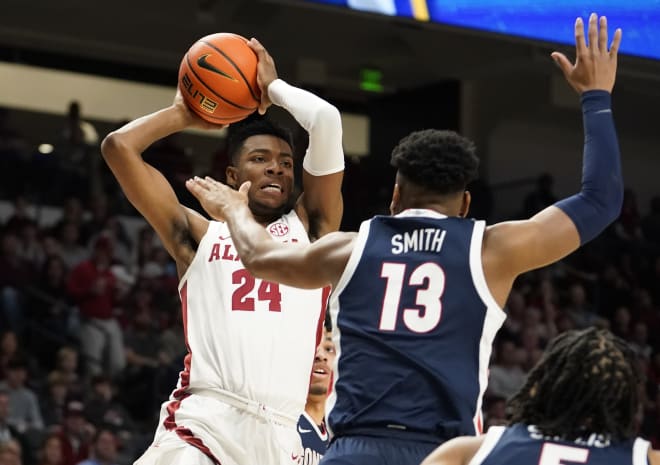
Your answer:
[173,210,327,418]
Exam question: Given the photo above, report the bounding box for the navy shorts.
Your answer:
[320,435,439,465]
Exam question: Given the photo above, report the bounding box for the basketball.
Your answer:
[178,33,260,124]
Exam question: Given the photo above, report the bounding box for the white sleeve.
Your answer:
[268,79,345,176]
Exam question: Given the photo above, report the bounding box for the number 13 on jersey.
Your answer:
[379,262,445,333]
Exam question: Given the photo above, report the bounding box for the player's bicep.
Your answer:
[487,205,580,277]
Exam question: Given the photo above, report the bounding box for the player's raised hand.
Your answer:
[173,88,226,131]
[186,176,250,221]
[247,38,278,115]
[551,13,622,94]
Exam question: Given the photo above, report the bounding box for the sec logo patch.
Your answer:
[269,222,289,237]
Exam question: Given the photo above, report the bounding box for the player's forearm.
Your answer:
[102,106,189,159]
[555,90,623,244]
[268,79,344,176]
[223,203,276,270]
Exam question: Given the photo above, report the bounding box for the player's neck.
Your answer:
[304,398,326,426]
[400,201,456,217]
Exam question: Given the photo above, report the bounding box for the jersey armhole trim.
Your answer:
[469,221,505,318]
[467,426,506,465]
[633,437,651,465]
[330,219,371,299]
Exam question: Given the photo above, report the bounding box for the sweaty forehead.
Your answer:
[241,134,293,158]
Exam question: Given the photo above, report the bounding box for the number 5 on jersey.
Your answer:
[379,262,445,333]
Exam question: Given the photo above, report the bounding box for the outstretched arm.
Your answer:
[249,38,344,240]
[484,14,623,304]
[186,177,354,289]
[101,90,222,271]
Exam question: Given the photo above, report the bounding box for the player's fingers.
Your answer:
[598,16,608,54]
[204,176,223,188]
[574,17,588,57]
[185,179,204,198]
[238,181,251,195]
[551,52,573,78]
[191,176,212,190]
[248,38,267,58]
[587,13,598,52]
[610,28,622,57]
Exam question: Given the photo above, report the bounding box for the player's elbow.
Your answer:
[101,131,127,163]
[310,104,342,133]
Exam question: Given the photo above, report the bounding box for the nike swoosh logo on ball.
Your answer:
[197,54,238,81]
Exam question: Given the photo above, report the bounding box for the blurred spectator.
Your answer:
[500,289,525,340]
[487,340,526,399]
[483,396,507,429]
[39,373,69,428]
[87,375,139,461]
[521,173,557,218]
[0,390,30,460]
[611,305,632,340]
[631,322,653,360]
[518,327,544,371]
[17,223,45,270]
[75,428,118,465]
[0,108,29,199]
[79,196,110,247]
[4,197,37,236]
[0,357,43,434]
[57,223,87,271]
[66,238,124,378]
[634,288,660,338]
[642,196,660,246]
[85,376,134,446]
[26,257,75,368]
[0,231,35,335]
[0,332,20,381]
[120,295,166,422]
[56,401,92,465]
[56,101,99,203]
[0,438,23,465]
[614,188,643,242]
[36,435,63,465]
[596,264,632,320]
[48,348,81,395]
[563,282,599,329]
[50,198,85,240]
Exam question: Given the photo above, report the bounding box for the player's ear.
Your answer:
[459,191,471,218]
[389,184,400,215]
[225,166,239,189]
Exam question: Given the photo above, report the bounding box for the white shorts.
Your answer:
[134,430,216,465]
[134,389,303,465]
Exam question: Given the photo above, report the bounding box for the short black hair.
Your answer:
[324,309,333,332]
[390,129,479,195]
[507,328,641,441]
[226,114,294,166]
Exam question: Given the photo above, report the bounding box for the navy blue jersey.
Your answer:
[327,209,506,441]
[297,412,330,465]
[474,424,650,465]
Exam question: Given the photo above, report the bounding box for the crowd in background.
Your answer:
[0,104,660,465]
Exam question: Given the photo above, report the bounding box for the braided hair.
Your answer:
[507,328,641,441]
[390,129,479,195]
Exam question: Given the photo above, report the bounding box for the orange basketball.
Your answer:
[178,33,260,124]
